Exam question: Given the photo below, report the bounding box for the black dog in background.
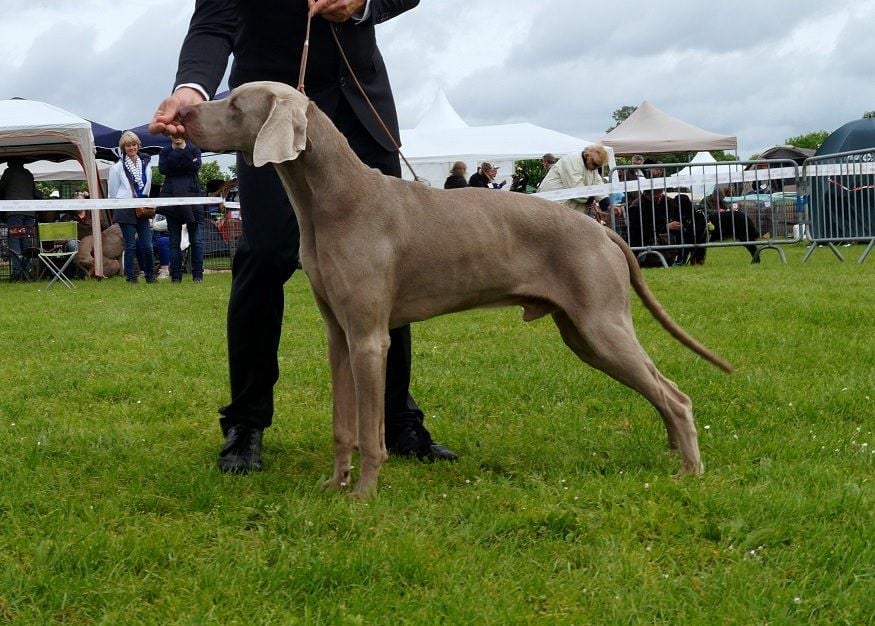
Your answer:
[705,209,761,262]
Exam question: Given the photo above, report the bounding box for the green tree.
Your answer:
[711,150,738,162]
[516,158,545,191]
[35,182,57,199]
[198,160,230,190]
[151,166,164,192]
[785,131,829,151]
[863,111,875,119]
[606,105,636,133]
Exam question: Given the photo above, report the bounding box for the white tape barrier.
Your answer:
[1,162,872,211]
[0,196,225,213]
[534,163,875,204]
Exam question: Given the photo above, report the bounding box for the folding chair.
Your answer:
[37,221,78,289]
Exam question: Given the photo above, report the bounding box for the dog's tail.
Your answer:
[604,228,734,373]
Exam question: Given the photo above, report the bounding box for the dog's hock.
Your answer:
[252,96,309,167]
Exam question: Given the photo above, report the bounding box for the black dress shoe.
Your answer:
[386,420,459,462]
[419,442,459,462]
[218,424,264,474]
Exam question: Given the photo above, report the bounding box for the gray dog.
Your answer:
[179,81,732,498]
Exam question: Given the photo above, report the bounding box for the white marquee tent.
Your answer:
[599,101,737,155]
[400,90,609,188]
[0,158,112,181]
[0,98,105,273]
[675,151,744,200]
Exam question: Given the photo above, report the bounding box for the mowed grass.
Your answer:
[0,244,872,624]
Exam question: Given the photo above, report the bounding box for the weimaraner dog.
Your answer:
[180,81,732,498]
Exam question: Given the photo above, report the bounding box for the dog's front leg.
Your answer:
[347,329,391,499]
[318,303,356,492]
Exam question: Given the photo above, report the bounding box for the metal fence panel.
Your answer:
[801,148,875,264]
[606,159,802,266]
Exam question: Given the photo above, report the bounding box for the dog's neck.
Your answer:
[275,102,376,211]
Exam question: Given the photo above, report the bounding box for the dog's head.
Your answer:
[181,81,309,167]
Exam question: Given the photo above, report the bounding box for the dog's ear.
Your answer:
[253,95,308,167]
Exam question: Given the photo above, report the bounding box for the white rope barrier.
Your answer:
[534,163,875,204]
[534,166,802,203]
[0,196,225,213]
[1,162,871,212]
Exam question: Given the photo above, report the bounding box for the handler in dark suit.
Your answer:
[150,0,457,473]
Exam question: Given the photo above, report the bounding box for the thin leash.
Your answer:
[296,10,422,183]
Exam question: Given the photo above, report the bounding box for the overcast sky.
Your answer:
[2,0,874,165]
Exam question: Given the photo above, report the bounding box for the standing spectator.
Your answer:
[468,162,493,188]
[108,131,155,284]
[487,165,507,189]
[443,161,468,189]
[158,136,205,283]
[541,153,557,172]
[537,145,610,214]
[0,157,41,281]
[149,0,457,473]
[469,162,505,189]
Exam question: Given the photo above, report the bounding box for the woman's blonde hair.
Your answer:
[118,130,141,150]
[583,144,609,167]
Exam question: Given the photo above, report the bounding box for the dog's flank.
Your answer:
[181,81,732,497]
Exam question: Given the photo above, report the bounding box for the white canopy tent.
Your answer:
[400,90,609,188]
[0,158,112,181]
[0,98,105,274]
[675,151,744,200]
[599,101,737,155]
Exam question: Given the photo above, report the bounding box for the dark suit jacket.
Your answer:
[176,0,419,152]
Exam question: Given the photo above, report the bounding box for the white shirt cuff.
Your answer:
[174,83,210,101]
[353,0,372,22]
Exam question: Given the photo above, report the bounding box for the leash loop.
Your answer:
[296,9,313,94]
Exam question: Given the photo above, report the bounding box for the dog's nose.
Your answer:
[178,106,193,121]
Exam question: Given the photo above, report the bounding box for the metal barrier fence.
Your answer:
[800,148,875,264]
[603,159,803,267]
[1,209,242,282]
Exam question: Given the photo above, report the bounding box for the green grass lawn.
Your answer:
[0,245,872,624]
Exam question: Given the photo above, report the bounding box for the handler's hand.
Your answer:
[309,0,366,22]
[149,87,206,137]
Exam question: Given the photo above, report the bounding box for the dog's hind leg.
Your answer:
[552,310,703,475]
[317,300,357,492]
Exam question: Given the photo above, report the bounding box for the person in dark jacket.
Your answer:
[149,0,457,474]
[443,161,468,189]
[158,136,204,282]
[468,161,493,188]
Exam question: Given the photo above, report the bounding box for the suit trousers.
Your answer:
[218,97,423,435]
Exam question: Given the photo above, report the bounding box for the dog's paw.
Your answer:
[321,469,351,492]
[675,459,705,477]
[347,479,377,501]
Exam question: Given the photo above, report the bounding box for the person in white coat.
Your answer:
[108,130,154,283]
[538,145,609,214]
